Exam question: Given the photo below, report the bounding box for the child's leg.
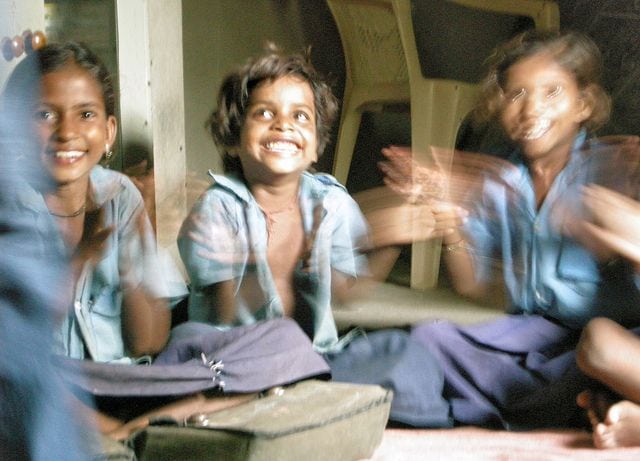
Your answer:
[576,317,640,401]
[576,318,640,448]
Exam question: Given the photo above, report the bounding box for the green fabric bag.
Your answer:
[128,380,392,461]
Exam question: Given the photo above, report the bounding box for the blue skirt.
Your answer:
[411,314,592,429]
[325,328,453,428]
[54,318,330,398]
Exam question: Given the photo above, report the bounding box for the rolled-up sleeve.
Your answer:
[329,191,371,278]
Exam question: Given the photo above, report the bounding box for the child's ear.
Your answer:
[576,86,595,124]
[106,115,117,147]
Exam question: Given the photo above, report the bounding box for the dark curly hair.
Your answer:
[472,30,610,133]
[207,45,339,174]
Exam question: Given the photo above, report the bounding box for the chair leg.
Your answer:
[409,81,479,290]
[332,101,363,186]
[411,241,442,290]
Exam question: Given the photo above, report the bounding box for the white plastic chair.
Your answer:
[328,0,559,289]
[326,0,410,186]
[392,0,559,289]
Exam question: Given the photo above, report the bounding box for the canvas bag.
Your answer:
[127,380,392,461]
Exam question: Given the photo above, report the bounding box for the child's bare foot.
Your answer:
[576,390,609,427]
[593,400,640,448]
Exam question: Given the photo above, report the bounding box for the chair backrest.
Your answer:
[412,0,535,84]
[394,0,560,153]
[390,0,559,290]
[453,0,560,31]
[327,0,408,88]
[404,0,559,85]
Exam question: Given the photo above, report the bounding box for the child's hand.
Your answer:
[580,185,640,267]
[557,185,640,266]
[379,145,447,204]
[355,186,468,248]
[379,145,519,207]
[74,208,113,268]
[118,208,159,292]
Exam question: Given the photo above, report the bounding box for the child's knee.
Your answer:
[576,317,619,375]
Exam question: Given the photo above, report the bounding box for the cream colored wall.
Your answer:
[0,0,44,87]
[181,0,308,204]
[116,0,186,257]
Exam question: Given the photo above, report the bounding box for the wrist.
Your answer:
[443,239,466,253]
[442,231,464,246]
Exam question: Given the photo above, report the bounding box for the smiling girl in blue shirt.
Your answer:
[4,42,332,446]
[383,30,640,430]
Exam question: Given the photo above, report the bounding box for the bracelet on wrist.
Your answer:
[444,239,466,252]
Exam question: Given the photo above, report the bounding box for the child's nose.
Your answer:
[522,93,546,116]
[272,114,294,131]
[55,113,77,139]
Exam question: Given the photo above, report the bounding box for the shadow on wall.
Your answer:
[298,0,345,175]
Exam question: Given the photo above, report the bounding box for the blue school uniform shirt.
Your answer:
[464,131,640,328]
[178,171,370,353]
[17,165,187,363]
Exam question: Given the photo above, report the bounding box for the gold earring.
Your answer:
[105,144,113,160]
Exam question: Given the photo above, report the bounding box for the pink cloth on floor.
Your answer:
[369,427,640,460]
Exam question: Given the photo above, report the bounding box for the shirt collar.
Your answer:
[505,129,588,183]
[206,170,337,205]
[88,165,123,207]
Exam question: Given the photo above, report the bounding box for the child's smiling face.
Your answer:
[235,75,318,183]
[35,63,116,186]
[499,52,592,165]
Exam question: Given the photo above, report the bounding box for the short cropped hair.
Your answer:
[207,45,339,174]
[473,30,611,132]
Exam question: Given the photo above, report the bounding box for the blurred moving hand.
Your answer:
[579,185,640,268]
[355,186,467,249]
[379,144,517,206]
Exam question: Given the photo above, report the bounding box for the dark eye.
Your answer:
[81,111,96,119]
[253,108,273,120]
[294,110,312,122]
[506,88,526,102]
[35,110,55,122]
[546,85,562,99]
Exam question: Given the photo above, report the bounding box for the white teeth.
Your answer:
[55,150,84,159]
[265,141,299,155]
[523,119,550,140]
